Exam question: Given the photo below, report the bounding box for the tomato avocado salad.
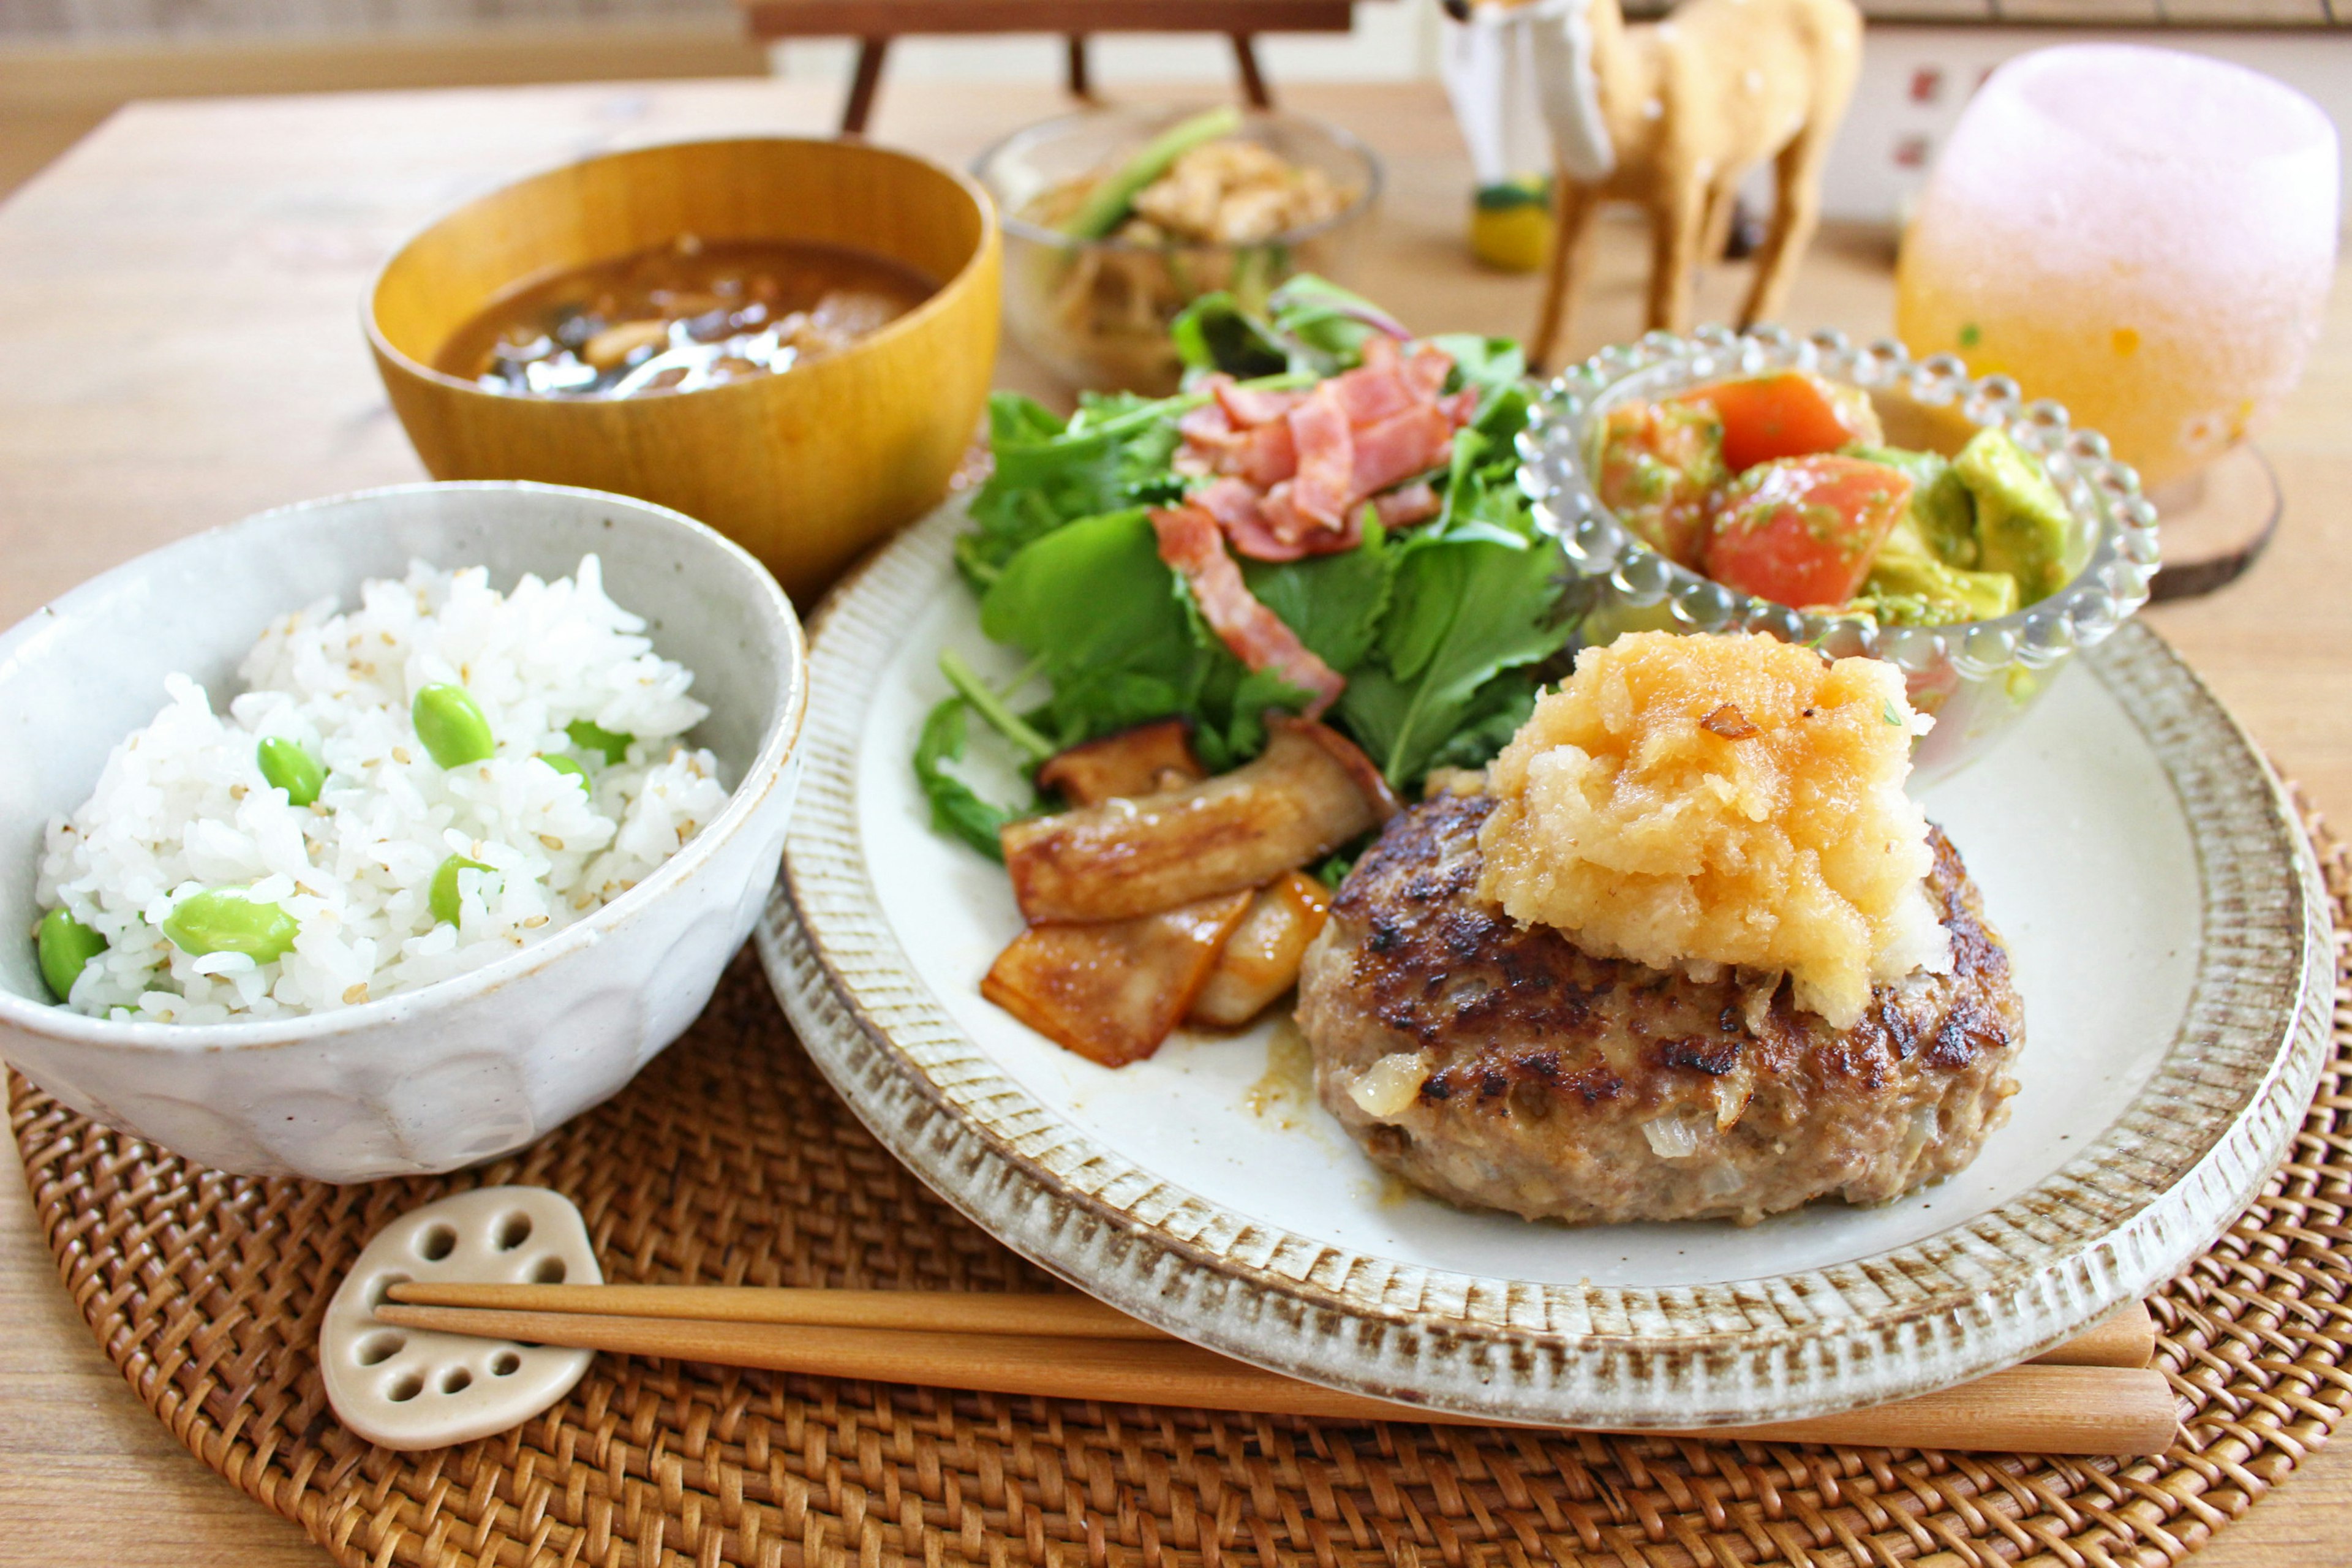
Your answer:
[1595,368,2075,627]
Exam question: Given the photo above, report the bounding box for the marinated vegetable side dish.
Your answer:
[1596,369,2075,625]
[1297,631,2023,1226]
[919,277,1572,1066]
[1011,108,1370,393]
[1032,108,1355,247]
[435,235,935,399]
[34,559,728,1022]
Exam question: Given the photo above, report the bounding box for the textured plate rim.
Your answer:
[755,500,2334,1429]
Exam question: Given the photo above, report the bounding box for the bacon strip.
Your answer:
[1194,476,1266,534]
[1403,341,1453,399]
[1179,401,1234,442]
[1150,505,1346,715]
[1284,383,1357,530]
[1223,498,1364,564]
[1201,475,1366,562]
[1170,341,1480,563]
[1229,420,1297,488]
[1173,402,1234,477]
[1351,404,1457,498]
[1328,335,1419,426]
[1373,480,1442,528]
[1212,375,1306,428]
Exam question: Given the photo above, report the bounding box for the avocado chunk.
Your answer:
[1855,513,2022,626]
[1844,443,1979,569]
[1953,429,2074,603]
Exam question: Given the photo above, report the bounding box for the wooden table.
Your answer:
[0,76,2346,1567]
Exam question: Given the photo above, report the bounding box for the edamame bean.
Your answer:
[565,718,632,765]
[161,888,300,962]
[255,736,326,805]
[430,854,491,926]
[36,908,107,1002]
[413,684,496,768]
[538,754,590,790]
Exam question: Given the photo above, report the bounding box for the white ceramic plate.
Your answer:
[757,499,2334,1429]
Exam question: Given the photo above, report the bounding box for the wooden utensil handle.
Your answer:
[385,1284,2157,1370]
[2034,1300,2154,1369]
[388,1283,1156,1338]
[372,1305,2178,1456]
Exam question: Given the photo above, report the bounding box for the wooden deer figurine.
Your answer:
[1457,0,1863,371]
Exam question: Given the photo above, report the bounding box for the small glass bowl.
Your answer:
[975,105,1382,395]
[1517,326,2163,782]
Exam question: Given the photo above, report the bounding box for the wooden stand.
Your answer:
[737,0,1359,132]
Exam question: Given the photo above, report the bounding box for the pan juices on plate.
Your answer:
[1298,630,2024,1226]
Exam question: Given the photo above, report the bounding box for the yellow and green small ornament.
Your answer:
[1470,176,1553,274]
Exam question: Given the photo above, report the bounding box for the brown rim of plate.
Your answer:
[756,502,2334,1430]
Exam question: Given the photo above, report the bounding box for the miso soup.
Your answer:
[437,235,936,399]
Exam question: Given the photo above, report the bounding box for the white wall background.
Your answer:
[1825,27,2352,222]
[777,2,2352,225]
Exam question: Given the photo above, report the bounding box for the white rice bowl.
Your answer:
[34,555,733,1023]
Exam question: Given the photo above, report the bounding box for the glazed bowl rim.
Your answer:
[0,479,809,1054]
[363,134,1000,403]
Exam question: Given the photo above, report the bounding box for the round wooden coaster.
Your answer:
[2147,443,2283,603]
[10,810,2351,1568]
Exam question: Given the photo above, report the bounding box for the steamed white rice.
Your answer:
[34,556,733,1023]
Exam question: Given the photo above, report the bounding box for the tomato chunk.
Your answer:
[1594,399,1725,567]
[1702,454,1913,609]
[1676,371,1882,473]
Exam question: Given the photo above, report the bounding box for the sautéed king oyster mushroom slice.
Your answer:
[984,717,1396,1064]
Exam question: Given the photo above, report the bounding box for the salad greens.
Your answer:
[919,276,1574,860]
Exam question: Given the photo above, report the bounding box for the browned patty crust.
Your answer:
[1295,794,2022,1225]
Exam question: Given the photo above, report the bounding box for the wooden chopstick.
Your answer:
[372,1293,2174,1456]
[388,1284,1160,1339]
[2033,1301,2156,1368]
[386,1284,2155,1371]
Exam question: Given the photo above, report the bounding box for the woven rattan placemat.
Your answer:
[10,810,2350,1568]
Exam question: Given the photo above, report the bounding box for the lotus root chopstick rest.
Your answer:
[320,1186,603,1451]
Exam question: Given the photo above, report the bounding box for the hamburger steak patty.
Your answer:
[1295,794,2022,1225]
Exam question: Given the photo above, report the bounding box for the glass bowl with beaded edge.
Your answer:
[1517,325,2163,782]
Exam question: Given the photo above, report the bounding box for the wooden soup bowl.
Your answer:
[368,137,1000,603]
